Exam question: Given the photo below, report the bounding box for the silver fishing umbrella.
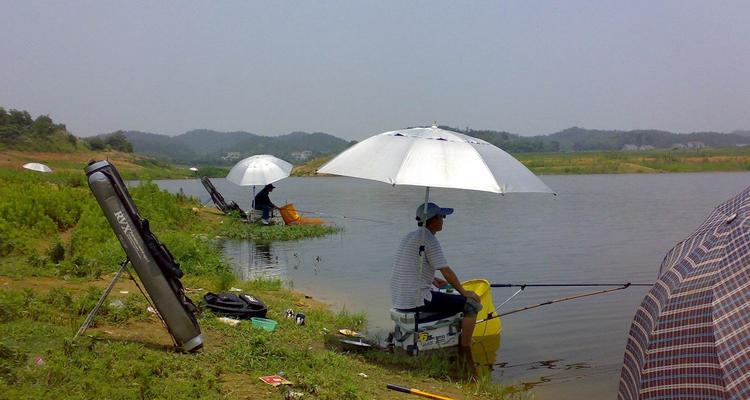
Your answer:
[22,162,53,173]
[226,155,293,187]
[319,125,552,194]
[226,155,293,210]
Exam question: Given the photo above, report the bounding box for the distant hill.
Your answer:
[544,127,749,151]
[445,126,750,152]
[119,129,352,165]
[121,131,198,161]
[120,125,750,164]
[447,127,560,153]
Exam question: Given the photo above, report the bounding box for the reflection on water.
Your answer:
[219,239,282,280]
[471,335,502,377]
[502,359,593,391]
[218,238,329,283]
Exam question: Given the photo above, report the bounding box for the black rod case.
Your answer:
[85,160,203,352]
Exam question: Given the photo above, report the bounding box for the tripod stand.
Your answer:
[73,258,172,346]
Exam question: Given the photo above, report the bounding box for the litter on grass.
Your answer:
[218,317,241,327]
[259,375,292,386]
[338,329,360,337]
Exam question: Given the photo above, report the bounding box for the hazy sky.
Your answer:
[2,1,749,140]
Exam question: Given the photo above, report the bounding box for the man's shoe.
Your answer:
[261,219,270,225]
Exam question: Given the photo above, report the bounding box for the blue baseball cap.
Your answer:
[416,202,454,221]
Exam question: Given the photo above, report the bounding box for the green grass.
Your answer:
[0,168,227,279]
[292,155,335,177]
[0,277,517,399]
[515,147,750,175]
[0,165,516,399]
[218,218,343,241]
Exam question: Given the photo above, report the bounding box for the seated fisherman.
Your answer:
[390,202,482,348]
[254,184,279,224]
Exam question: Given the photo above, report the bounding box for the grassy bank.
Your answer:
[0,273,516,399]
[0,164,517,399]
[291,155,334,177]
[1,150,201,180]
[515,147,750,174]
[9,146,749,182]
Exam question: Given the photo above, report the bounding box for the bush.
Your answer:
[47,239,65,264]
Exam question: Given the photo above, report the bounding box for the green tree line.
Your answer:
[0,107,132,153]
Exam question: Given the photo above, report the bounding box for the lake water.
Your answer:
[155,172,750,399]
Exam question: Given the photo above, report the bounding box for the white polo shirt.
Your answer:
[390,227,449,309]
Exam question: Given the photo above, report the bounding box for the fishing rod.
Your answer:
[294,208,394,224]
[490,282,653,288]
[386,384,455,400]
[476,285,632,324]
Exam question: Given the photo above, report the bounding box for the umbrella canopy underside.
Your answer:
[226,155,293,187]
[318,127,553,194]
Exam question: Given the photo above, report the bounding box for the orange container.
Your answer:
[279,204,325,225]
[279,204,300,224]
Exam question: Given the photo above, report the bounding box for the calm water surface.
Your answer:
[156,172,750,399]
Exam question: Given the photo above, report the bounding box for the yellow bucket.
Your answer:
[462,279,501,338]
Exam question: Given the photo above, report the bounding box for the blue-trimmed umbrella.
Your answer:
[619,185,750,400]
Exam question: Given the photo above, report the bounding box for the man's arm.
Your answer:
[438,266,479,302]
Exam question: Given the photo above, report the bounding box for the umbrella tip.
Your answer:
[431,121,437,129]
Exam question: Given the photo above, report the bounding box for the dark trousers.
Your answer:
[255,204,272,220]
[418,291,467,315]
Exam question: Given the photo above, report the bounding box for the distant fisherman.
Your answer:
[254,184,279,225]
[390,202,482,347]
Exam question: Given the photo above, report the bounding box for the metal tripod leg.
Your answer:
[73,258,130,341]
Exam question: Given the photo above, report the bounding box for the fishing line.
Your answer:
[294,208,394,224]
[490,282,653,288]
[496,287,524,310]
[476,285,631,324]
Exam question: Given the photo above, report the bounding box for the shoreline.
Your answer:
[4,147,748,180]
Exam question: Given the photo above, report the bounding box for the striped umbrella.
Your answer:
[619,185,750,400]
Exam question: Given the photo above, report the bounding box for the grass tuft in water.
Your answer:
[218,218,342,241]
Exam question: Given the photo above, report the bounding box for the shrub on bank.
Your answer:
[0,168,229,279]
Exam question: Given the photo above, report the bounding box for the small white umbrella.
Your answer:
[226,155,293,210]
[22,162,53,173]
[226,155,293,187]
[319,125,553,303]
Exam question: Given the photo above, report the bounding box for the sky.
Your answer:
[1,1,749,140]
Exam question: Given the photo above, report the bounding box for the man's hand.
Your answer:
[432,277,448,288]
[464,290,480,303]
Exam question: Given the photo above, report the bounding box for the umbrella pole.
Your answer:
[416,187,430,306]
[251,185,256,221]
